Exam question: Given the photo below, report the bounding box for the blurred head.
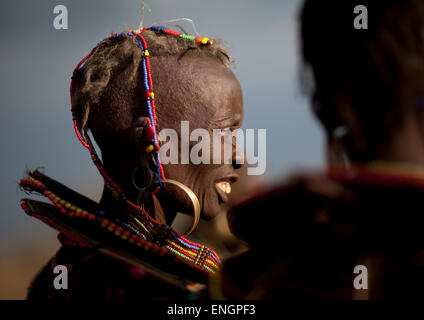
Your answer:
[300,0,424,162]
[72,31,244,221]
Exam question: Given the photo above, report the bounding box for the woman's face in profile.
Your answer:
[151,55,244,220]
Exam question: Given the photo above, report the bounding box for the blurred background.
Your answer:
[0,0,324,299]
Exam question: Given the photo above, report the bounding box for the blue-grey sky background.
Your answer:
[0,0,324,252]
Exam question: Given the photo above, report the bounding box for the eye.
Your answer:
[218,128,233,136]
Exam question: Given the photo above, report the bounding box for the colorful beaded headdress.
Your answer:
[70,27,220,273]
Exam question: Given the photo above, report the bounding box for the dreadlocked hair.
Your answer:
[72,29,231,149]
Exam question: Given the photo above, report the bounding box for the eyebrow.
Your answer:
[212,113,242,126]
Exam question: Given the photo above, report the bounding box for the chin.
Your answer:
[200,195,223,221]
[201,176,238,220]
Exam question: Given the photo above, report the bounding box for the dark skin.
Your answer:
[95,54,244,225]
[330,95,424,166]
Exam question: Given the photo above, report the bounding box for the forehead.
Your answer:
[150,55,243,126]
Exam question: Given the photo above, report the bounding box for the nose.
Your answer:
[232,147,245,170]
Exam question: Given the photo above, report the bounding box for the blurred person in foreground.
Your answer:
[213,0,424,299]
[19,26,244,300]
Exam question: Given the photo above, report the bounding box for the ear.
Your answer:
[335,94,367,161]
[132,116,152,147]
[131,116,158,174]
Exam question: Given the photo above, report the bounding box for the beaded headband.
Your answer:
[70,27,220,273]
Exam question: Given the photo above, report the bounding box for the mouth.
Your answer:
[215,174,239,203]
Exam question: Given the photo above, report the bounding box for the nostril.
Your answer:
[232,160,242,170]
[232,151,245,170]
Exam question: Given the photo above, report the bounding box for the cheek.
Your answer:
[182,165,220,200]
[210,135,235,165]
[163,164,210,188]
[163,164,191,183]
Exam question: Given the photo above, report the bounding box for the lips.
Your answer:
[215,174,238,203]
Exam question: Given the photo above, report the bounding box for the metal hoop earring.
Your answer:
[162,179,200,236]
[132,167,153,192]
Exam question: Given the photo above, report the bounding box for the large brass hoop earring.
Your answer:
[162,179,200,237]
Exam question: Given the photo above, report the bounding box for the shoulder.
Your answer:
[28,244,192,300]
[227,172,356,246]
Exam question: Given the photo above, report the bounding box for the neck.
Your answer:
[99,184,176,225]
[372,113,424,166]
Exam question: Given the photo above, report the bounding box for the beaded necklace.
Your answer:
[70,27,220,273]
[20,173,216,280]
[327,162,424,191]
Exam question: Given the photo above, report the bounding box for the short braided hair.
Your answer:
[72,30,231,149]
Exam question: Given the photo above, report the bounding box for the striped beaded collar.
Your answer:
[20,170,219,280]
